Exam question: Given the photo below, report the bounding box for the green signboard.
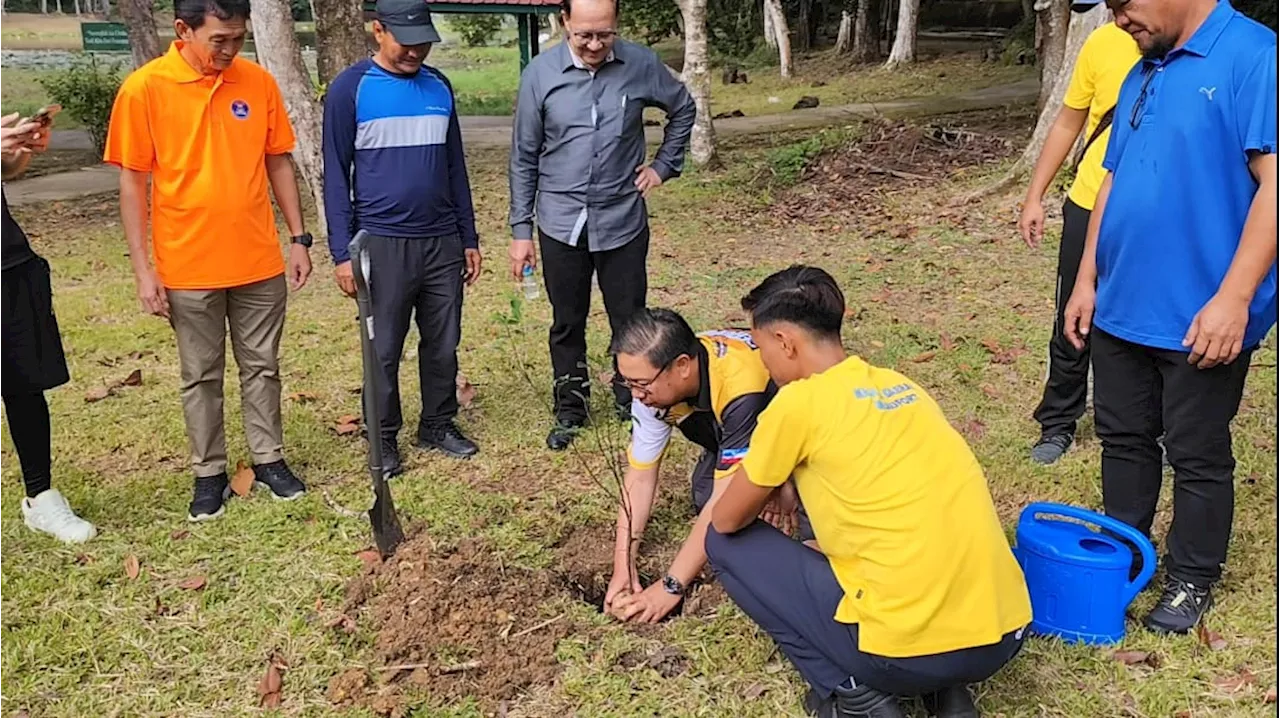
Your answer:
[81,22,131,53]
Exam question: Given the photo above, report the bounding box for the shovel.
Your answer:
[350,230,406,557]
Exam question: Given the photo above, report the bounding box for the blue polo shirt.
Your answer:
[1097,1,1277,351]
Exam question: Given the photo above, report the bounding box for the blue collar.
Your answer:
[1177,0,1236,57]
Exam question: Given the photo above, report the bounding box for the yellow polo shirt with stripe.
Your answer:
[628,331,775,477]
[741,356,1032,658]
[1064,22,1142,211]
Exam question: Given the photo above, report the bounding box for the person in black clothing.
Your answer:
[1,112,96,543]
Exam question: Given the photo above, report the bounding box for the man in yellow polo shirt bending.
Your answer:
[710,266,1031,718]
[105,0,314,522]
[1019,1,1141,466]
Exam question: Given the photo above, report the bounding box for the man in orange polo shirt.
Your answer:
[105,0,313,522]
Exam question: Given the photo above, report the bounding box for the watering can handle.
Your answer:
[1023,502,1157,606]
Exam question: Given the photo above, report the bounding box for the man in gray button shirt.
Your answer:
[508,0,695,451]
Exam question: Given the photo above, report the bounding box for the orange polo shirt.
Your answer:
[104,42,296,290]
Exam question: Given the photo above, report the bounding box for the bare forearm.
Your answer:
[118,171,152,276]
[614,466,659,565]
[1218,167,1278,302]
[667,479,732,586]
[1025,108,1088,204]
[266,154,306,236]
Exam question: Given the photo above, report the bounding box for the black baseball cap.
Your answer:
[376,0,441,45]
[1070,0,1105,13]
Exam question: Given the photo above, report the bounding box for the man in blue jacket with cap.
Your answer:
[323,0,483,477]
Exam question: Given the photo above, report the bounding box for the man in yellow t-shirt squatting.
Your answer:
[709,266,1032,718]
[1018,0,1141,466]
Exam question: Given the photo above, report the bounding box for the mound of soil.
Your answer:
[331,534,572,714]
[774,113,1023,225]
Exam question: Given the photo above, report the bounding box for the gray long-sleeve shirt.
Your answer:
[508,39,696,252]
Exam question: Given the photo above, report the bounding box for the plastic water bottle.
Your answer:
[521,264,540,301]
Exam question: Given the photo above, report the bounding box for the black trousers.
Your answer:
[2,257,69,499]
[1092,329,1252,586]
[539,228,648,424]
[706,521,1025,698]
[1032,199,1091,438]
[364,233,464,440]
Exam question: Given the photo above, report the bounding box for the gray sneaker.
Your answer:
[1030,434,1074,465]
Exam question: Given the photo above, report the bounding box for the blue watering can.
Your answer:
[1013,502,1156,645]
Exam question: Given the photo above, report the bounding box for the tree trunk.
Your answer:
[312,0,370,87]
[54,0,61,13]
[117,0,163,67]
[835,9,853,53]
[1034,0,1071,114]
[674,0,717,168]
[40,0,46,13]
[852,0,880,61]
[73,0,80,15]
[763,1,777,49]
[548,12,561,37]
[959,4,1108,202]
[795,0,812,52]
[249,0,327,227]
[763,0,792,78]
[884,0,918,67]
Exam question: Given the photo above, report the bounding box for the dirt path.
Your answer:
[4,79,1036,206]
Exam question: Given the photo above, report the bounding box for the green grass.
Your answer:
[2,112,1276,717]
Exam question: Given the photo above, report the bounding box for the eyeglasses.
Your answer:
[571,30,617,44]
[1103,0,1130,11]
[618,359,673,393]
[1129,65,1158,128]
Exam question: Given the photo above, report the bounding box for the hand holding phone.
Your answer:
[31,104,62,127]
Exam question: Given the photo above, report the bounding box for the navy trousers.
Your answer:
[705,521,1025,698]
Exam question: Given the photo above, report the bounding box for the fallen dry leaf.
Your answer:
[1197,624,1229,651]
[869,340,886,349]
[939,333,956,351]
[355,549,381,567]
[959,417,987,440]
[1264,686,1277,703]
[121,369,143,386]
[456,373,477,409]
[743,683,769,699]
[334,414,361,436]
[1212,667,1256,693]
[128,350,154,361]
[325,614,358,633]
[911,350,937,363]
[124,554,140,580]
[74,553,93,565]
[288,391,319,403]
[980,384,1001,399]
[230,461,255,497]
[1112,650,1160,668]
[258,659,284,708]
[169,530,189,541]
[84,385,113,403]
[177,575,207,591]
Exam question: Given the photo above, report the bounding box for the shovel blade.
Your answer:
[368,477,405,557]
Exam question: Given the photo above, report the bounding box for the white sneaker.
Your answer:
[22,489,97,543]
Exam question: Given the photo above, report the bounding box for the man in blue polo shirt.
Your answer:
[1064,0,1276,635]
[323,0,483,476]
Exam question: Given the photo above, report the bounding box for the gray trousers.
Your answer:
[363,233,464,440]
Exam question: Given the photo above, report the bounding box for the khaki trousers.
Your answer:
[167,274,287,477]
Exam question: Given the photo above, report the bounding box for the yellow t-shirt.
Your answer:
[1063,23,1141,211]
[741,356,1032,658]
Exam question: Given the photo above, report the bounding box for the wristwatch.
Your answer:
[290,232,314,248]
[661,574,685,596]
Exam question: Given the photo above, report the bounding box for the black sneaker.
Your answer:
[1030,433,1073,465]
[1143,575,1213,634]
[188,473,230,522]
[806,684,906,718]
[922,685,979,717]
[253,459,307,501]
[546,420,584,451]
[416,422,478,459]
[381,437,403,479]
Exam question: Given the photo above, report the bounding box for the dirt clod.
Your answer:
[336,534,571,712]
